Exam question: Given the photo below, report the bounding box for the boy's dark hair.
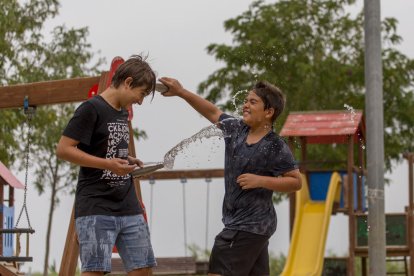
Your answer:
[111,55,156,96]
[253,81,285,122]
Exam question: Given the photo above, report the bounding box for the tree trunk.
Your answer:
[43,180,57,276]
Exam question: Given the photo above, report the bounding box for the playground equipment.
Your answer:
[0,56,224,275]
[0,61,103,274]
[279,111,413,276]
[281,172,341,275]
[0,100,36,267]
[2,57,412,275]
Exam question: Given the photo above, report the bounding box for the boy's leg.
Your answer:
[208,229,269,276]
[75,215,118,274]
[116,214,157,273]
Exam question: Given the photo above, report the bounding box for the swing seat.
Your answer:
[0,228,35,234]
[0,228,35,262]
[0,256,32,262]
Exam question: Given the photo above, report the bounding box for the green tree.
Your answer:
[198,0,414,175]
[0,1,102,275]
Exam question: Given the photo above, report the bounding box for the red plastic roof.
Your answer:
[280,110,365,144]
[0,161,24,189]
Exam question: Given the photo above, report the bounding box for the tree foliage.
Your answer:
[198,0,414,172]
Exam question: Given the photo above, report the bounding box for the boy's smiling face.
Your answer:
[242,91,273,127]
[120,77,152,107]
[130,85,151,106]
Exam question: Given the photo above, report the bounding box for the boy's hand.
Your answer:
[128,156,144,167]
[237,174,261,190]
[107,158,137,176]
[158,77,185,97]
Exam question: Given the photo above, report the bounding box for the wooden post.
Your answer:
[406,153,414,275]
[0,180,4,255]
[58,206,79,276]
[356,138,364,212]
[347,135,355,276]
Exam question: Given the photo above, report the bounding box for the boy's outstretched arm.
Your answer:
[237,169,302,193]
[159,77,223,124]
[56,136,137,176]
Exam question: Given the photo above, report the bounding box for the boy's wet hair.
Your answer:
[111,54,156,97]
[253,81,286,123]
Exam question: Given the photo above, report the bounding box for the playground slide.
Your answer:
[281,172,341,276]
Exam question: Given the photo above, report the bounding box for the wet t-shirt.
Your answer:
[218,113,297,236]
[63,95,142,218]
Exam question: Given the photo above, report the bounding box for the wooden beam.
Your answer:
[0,263,20,276]
[138,169,224,181]
[0,76,101,109]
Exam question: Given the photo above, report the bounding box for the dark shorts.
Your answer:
[208,229,270,276]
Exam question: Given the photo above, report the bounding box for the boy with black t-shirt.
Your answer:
[57,55,156,276]
[159,77,302,276]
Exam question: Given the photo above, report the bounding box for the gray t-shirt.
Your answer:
[219,113,297,236]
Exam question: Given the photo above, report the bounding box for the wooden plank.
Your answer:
[138,169,224,181]
[0,263,22,276]
[110,257,196,275]
[0,76,100,109]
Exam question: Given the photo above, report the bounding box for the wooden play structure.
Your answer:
[1,57,414,275]
[0,161,30,274]
[279,111,413,275]
[0,56,225,275]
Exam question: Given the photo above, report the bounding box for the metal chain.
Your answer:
[15,106,35,229]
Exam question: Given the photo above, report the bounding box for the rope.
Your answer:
[181,177,188,257]
[205,177,211,252]
[15,105,35,229]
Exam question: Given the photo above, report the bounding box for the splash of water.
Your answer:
[163,125,223,169]
[343,103,356,122]
[343,103,365,150]
[232,90,248,116]
[162,118,240,169]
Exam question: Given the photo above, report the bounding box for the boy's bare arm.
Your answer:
[56,136,137,176]
[159,77,223,124]
[237,169,302,192]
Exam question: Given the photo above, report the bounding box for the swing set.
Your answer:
[0,56,225,275]
[0,98,36,265]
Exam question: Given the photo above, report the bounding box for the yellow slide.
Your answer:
[281,172,341,276]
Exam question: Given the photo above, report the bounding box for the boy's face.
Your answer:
[242,91,272,127]
[129,85,151,106]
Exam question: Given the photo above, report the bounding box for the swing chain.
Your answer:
[15,105,36,229]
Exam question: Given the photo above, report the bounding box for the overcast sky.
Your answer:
[11,0,414,273]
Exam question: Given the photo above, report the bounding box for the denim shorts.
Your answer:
[75,214,156,273]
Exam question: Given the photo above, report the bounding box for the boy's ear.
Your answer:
[124,77,133,88]
[265,108,275,119]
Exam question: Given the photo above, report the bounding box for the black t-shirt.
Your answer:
[63,95,142,218]
[218,113,297,236]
